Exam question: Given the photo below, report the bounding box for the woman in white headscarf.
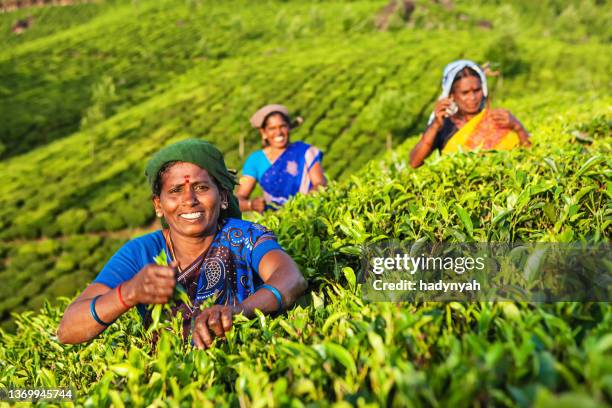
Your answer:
[410,60,531,168]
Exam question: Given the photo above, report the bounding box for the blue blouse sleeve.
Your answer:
[93,240,144,288]
[242,152,260,179]
[246,224,283,275]
[93,232,165,288]
[242,150,273,181]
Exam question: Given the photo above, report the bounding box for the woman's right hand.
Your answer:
[122,263,177,305]
[250,197,266,213]
[410,98,453,168]
[432,98,453,127]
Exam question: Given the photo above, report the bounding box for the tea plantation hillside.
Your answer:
[0,100,610,406]
[0,0,611,405]
[0,0,385,158]
[0,36,609,330]
[1,0,609,159]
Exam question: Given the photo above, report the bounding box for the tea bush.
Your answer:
[0,0,383,159]
[0,290,610,406]
[0,1,610,405]
[1,102,610,405]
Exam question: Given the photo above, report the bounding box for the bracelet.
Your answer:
[247,199,253,211]
[116,284,130,309]
[258,284,283,312]
[90,295,114,326]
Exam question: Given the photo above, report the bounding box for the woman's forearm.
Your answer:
[513,120,531,147]
[237,196,252,212]
[506,113,531,147]
[410,124,440,168]
[57,285,129,344]
[239,272,307,318]
[240,251,307,318]
[308,163,327,192]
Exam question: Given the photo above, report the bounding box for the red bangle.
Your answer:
[117,284,130,309]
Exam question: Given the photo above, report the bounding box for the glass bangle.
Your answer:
[258,284,283,312]
[90,295,113,326]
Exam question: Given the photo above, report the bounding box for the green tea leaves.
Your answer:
[455,205,473,238]
[313,342,357,375]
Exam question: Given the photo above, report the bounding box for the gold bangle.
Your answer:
[247,200,252,211]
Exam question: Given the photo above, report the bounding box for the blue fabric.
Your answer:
[260,141,322,207]
[242,150,271,181]
[94,218,283,320]
[194,218,280,305]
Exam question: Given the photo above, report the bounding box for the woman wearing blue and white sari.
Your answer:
[237,104,327,213]
[58,139,307,349]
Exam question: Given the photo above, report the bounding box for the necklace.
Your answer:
[162,225,220,281]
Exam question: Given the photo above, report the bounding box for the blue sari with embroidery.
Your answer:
[260,141,323,208]
[162,218,281,337]
[94,218,282,339]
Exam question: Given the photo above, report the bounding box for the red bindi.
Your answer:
[183,176,190,185]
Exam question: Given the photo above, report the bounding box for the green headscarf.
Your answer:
[145,139,242,220]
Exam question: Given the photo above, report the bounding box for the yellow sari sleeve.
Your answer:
[493,130,520,150]
[442,109,520,154]
[442,109,486,154]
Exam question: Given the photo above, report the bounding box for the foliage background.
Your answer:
[0,0,610,406]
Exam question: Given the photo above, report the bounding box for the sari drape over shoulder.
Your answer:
[94,218,282,341]
[168,218,279,340]
[442,109,520,154]
[260,141,322,208]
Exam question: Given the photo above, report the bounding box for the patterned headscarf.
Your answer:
[145,139,242,220]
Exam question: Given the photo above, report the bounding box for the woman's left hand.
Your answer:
[490,109,520,131]
[192,304,241,349]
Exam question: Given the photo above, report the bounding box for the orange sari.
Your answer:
[442,109,520,154]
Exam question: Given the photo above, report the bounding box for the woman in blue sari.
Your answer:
[236,104,327,212]
[58,139,307,349]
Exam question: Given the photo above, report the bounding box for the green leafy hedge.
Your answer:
[1,102,610,405]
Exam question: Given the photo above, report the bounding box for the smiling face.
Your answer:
[152,162,226,238]
[451,75,484,115]
[259,113,290,148]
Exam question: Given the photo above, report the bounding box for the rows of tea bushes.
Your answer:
[0,0,382,158]
[404,0,611,43]
[0,102,609,405]
[0,234,125,331]
[2,31,610,243]
[2,0,609,158]
[0,31,472,241]
[0,1,113,46]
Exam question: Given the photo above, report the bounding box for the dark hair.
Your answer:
[451,67,481,90]
[152,161,179,196]
[152,161,226,198]
[261,111,290,129]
